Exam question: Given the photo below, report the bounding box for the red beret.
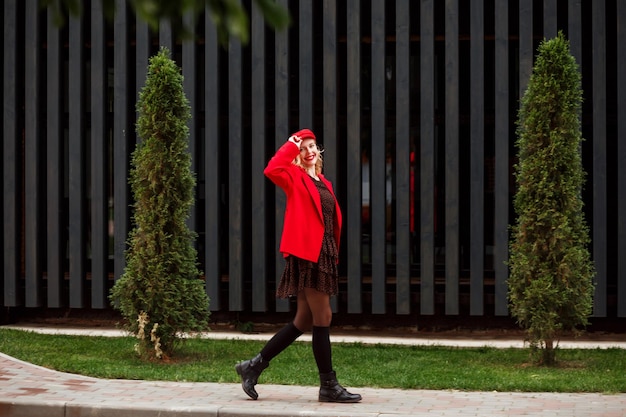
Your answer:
[292,128,316,141]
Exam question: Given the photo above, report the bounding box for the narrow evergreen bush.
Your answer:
[509,32,594,365]
[110,47,210,359]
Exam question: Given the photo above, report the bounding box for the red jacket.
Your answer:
[264,141,342,263]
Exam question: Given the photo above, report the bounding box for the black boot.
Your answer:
[318,371,362,403]
[235,354,269,400]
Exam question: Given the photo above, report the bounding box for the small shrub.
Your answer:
[110,48,210,359]
[509,32,595,365]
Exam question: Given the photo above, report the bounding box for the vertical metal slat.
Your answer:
[470,0,484,316]
[568,0,582,66]
[445,0,459,315]
[299,0,313,128]
[371,0,386,314]
[4,0,20,307]
[159,19,173,51]
[68,11,85,308]
[618,0,626,318]
[228,38,243,311]
[395,0,411,315]
[346,0,362,314]
[136,19,150,128]
[274,0,290,313]
[113,0,130,283]
[183,11,198,235]
[519,0,533,101]
[543,0,557,40]
[251,5,267,312]
[420,0,435,315]
[323,0,339,313]
[205,10,221,310]
[24,0,41,307]
[592,1,607,317]
[493,0,509,316]
[323,0,338,200]
[47,7,64,308]
[91,0,108,308]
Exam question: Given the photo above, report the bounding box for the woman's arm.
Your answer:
[263,140,300,190]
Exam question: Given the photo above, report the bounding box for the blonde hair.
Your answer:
[293,145,324,176]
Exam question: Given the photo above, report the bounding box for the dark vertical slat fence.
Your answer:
[136,20,150,122]
[323,0,338,204]
[493,0,509,316]
[204,11,221,310]
[420,0,435,315]
[3,1,625,321]
[0,8,2,293]
[251,6,267,312]
[91,1,108,308]
[568,0,582,66]
[544,0,557,39]
[370,0,386,314]
[47,8,64,308]
[322,0,338,208]
[618,0,626,318]
[159,20,173,52]
[470,0,484,316]
[68,12,85,308]
[3,0,19,307]
[519,0,533,102]
[24,0,41,307]
[444,0,459,315]
[346,0,362,314]
[592,1,607,317]
[183,12,198,234]
[515,0,532,319]
[323,0,339,312]
[228,39,243,311]
[299,0,313,128]
[395,0,411,315]
[298,4,314,316]
[113,0,130,284]
[274,0,290,313]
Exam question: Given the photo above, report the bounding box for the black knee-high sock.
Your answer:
[259,322,303,361]
[312,326,332,374]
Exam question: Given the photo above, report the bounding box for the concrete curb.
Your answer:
[0,399,413,417]
[3,325,626,349]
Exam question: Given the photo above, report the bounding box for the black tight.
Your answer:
[260,321,303,361]
[312,325,332,374]
[259,288,334,374]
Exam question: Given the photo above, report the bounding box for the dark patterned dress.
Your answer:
[276,176,339,298]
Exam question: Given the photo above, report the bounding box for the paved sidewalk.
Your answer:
[1,326,625,417]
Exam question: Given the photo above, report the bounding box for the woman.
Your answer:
[235,129,362,403]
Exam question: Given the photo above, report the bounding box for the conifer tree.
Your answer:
[110,47,209,359]
[509,32,594,365]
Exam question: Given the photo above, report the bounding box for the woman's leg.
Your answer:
[303,288,361,403]
[260,290,316,365]
[258,321,303,361]
[302,287,332,327]
[302,288,333,374]
[236,298,306,400]
[292,291,314,332]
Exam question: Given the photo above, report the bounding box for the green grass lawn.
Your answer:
[0,328,624,393]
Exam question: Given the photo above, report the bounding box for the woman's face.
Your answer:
[299,138,318,169]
